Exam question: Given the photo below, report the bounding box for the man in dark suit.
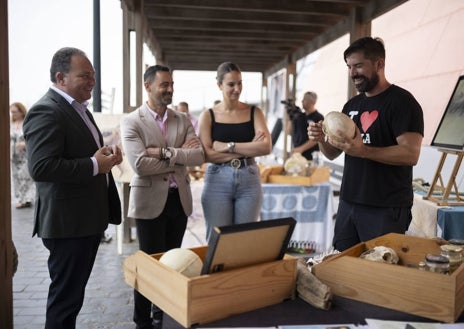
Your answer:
[23,47,122,329]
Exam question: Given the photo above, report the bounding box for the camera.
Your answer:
[281,99,302,120]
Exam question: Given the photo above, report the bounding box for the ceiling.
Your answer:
[123,0,407,75]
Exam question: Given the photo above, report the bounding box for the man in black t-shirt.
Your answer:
[289,91,324,160]
[308,37,424,251]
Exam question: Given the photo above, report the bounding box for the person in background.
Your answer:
[120,65,204,329]
[198,62,272,240]
[308,36,424,251]
[10,102,35,208]
[176,101,199,134]
[287,92,324,160]
[23,47,122,329]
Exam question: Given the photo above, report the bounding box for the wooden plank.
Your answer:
[0,0,13,326]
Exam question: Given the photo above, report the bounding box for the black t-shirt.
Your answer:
[340,85,424,207]
[291,110,324,160]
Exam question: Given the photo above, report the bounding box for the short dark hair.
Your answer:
[343,37,385,63]
[144,65,171,84]
[50,47,87,83]
[216,62,241,84]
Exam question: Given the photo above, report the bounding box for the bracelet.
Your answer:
[227,142,235,153]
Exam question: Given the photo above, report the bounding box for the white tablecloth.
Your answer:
[409,193,446,238]
[260,183,335,253]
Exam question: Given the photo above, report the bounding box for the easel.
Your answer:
[424,149,464,206]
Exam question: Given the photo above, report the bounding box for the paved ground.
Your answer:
[12,198,207,329]
[11,179,336,329]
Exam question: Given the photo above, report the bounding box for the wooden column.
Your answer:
[347,7,371,99]
[261,74,268,116]
[135,0,144,107]
[0,0,14,327]
[282,62,296,162]
[122,0,135,114]
[122,0,144,113]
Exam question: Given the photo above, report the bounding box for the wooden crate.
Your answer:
[267,166,330,186]
[312,233,464,323]
[124,246,297,327]
[259,165,284,183]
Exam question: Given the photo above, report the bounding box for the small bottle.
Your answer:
[425,254,449,274]
[311,151,320,167]
[304,162,310,176]
[440,244,463,274]
[449,239,464,247]
[418,261,426,271]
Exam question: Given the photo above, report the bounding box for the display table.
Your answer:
[260,183,335,253]
[161,296,463,329]
[437,206,464,240]
[409,193,443,237]
[114,180,335,254]
[410,192,464,240]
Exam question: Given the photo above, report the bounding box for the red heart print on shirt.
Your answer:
[360,110,378,132]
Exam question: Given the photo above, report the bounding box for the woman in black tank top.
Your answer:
[198,62,272,241]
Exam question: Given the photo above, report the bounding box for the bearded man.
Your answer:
[308,37,424,251]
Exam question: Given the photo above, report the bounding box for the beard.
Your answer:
[160,93,173,105]
[353,72,379,93]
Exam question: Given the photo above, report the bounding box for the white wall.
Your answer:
[294,0,464,190]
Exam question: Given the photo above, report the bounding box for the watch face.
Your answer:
[165,149,173,158]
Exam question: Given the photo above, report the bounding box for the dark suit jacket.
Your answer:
[23,88,121,239]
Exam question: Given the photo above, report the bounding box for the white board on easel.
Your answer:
[425,75,464,206]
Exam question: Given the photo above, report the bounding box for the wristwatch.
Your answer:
[227,142,235,153]
[164,147,173,159]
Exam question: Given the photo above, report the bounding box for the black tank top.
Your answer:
[210,106,255,142]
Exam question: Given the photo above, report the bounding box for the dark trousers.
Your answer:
[134,189,188,328]
[333,199,412,251]
[42,234,101,329]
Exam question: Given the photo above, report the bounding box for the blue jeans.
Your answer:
[201,163,263,241]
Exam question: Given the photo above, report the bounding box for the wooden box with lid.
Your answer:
[123,246,297,328]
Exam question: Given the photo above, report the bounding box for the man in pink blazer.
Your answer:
[120,65,204,329]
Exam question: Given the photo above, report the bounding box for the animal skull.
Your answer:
[322,111,356,143]
[360,246,399,264]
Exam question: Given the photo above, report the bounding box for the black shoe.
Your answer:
[153,318,162,329]
[135,319,161,329]
[135,324,155,329]
[153,309,163,329]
